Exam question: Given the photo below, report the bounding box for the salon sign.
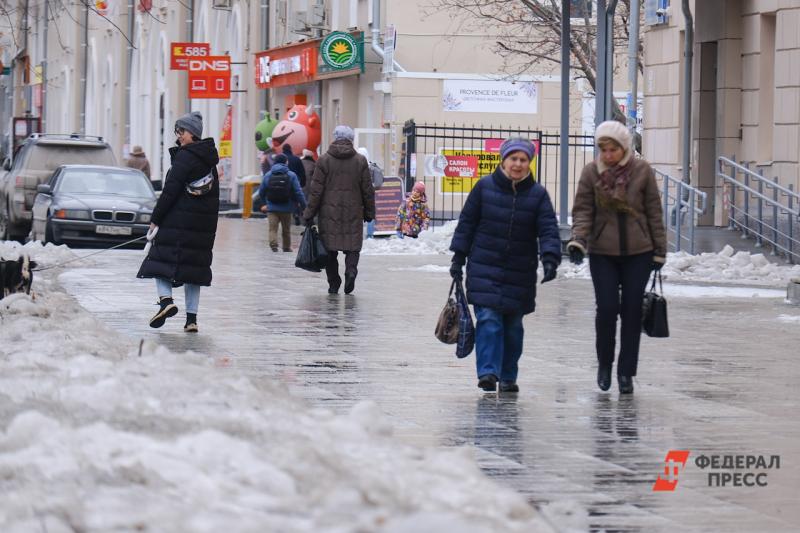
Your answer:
[442,79,538,114]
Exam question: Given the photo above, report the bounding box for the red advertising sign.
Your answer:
[188,56,231,99]
[171,42,211,70]
[444,155,478,178]
[483,138,504,153]
[255,40,318,89]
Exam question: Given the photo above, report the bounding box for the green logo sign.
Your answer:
[320,32,359,70]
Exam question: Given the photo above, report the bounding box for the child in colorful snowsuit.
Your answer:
[395,181,431,238]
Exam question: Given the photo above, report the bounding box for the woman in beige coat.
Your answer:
[567,120,666,394]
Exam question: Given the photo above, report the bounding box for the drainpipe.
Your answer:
[81,0,88,134]
[185,0,194,114]
[370,0,404,72]
[681,0,693,186]
[42,0,48,132]
[626,0,640,133]
[261,0,270,117]
[125,0,134,146]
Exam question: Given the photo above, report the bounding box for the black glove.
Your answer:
[652,259,664,271]
[541,261,557,284]
[449,262,463,281]
[567,244,585,265]
[450,252,466,281]
[364,217,373,223]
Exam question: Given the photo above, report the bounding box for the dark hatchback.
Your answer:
[30,165,156,247]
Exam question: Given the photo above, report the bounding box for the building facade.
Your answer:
[643,0,800,225]
[1,0,630,210]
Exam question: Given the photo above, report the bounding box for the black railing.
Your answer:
[402,120,594,225]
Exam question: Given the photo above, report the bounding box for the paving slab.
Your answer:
[56,218,800,532]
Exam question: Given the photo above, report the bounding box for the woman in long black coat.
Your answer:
[137,112,220,332]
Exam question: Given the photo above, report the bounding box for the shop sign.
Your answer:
[320,32,359,70]
[171,42,211,70]
[188,56,231,99]
[218,106,233,158]
[255,43,317,89]
[373,177,405,234]
[442,79,538,114]
[429,140,540,194]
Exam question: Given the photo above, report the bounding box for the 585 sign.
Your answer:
[171,42,230,99]
[170,42,210,70]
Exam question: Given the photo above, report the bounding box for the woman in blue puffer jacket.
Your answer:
[449,137,562,393]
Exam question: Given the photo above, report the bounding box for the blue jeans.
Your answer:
[155,278,201,314]
[366,219,376,238]
[474,306,525,383]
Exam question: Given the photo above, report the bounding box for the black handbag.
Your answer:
[295,224,328,272]
[642,270,669,338]
[434,279,475,358]
[435,280,460,344]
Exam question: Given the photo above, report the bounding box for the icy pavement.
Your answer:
[5,217,800,532]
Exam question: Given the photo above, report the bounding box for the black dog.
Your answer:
[0,255,37,300]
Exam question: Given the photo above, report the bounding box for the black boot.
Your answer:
[149,297,178,328]
[344,273,356,294]
[184,313,198,333]
[328,276,341,294]
[618,375,634,394]
[597,365,612,391]
[477,374,497,392]
[499,381,519,393]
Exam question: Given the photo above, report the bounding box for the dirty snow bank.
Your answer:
[0,288,560,533]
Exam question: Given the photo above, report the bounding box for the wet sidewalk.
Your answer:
[57,218,800,532]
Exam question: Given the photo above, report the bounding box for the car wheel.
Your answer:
[44,222,57,244]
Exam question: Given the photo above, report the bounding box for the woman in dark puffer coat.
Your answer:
[449,137,562,393]
[137,111,220,333]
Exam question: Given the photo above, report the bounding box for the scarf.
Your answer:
[596,162,634,213]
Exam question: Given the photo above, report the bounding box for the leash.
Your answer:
[32,234,148,272]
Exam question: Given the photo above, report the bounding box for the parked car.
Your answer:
[30,165,155,247]
[0,134,117,240]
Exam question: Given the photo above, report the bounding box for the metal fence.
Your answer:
[655,169,708,254]
[401,120,595,225]
[717,156,800,263]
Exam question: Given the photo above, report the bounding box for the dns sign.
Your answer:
[188,56,231,99]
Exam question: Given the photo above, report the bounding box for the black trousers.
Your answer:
[325,250,360,286]
[589,252,653,377]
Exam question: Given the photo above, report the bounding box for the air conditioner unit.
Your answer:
[645,0,670,25]
[212,0,232,9]
[292,10,312,35]
[310,3,326,26]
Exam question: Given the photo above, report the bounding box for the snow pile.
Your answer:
[361,221,458,256]
[0,240,79,269]
[559,245,800,288]
[0,288,554,533]
[777,314,800,323]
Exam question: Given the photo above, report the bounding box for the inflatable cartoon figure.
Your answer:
[270,105,321,156]
[254,116,279,151]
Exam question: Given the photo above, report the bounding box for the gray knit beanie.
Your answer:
[175,111,203,139]
[332,125,355,142]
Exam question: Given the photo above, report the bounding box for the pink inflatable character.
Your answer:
[271,105,322,156]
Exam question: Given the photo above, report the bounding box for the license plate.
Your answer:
[96,225,132,236]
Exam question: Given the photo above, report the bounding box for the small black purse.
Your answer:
[642,270,669,338]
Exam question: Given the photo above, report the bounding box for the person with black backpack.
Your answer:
[257,154,306,252]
